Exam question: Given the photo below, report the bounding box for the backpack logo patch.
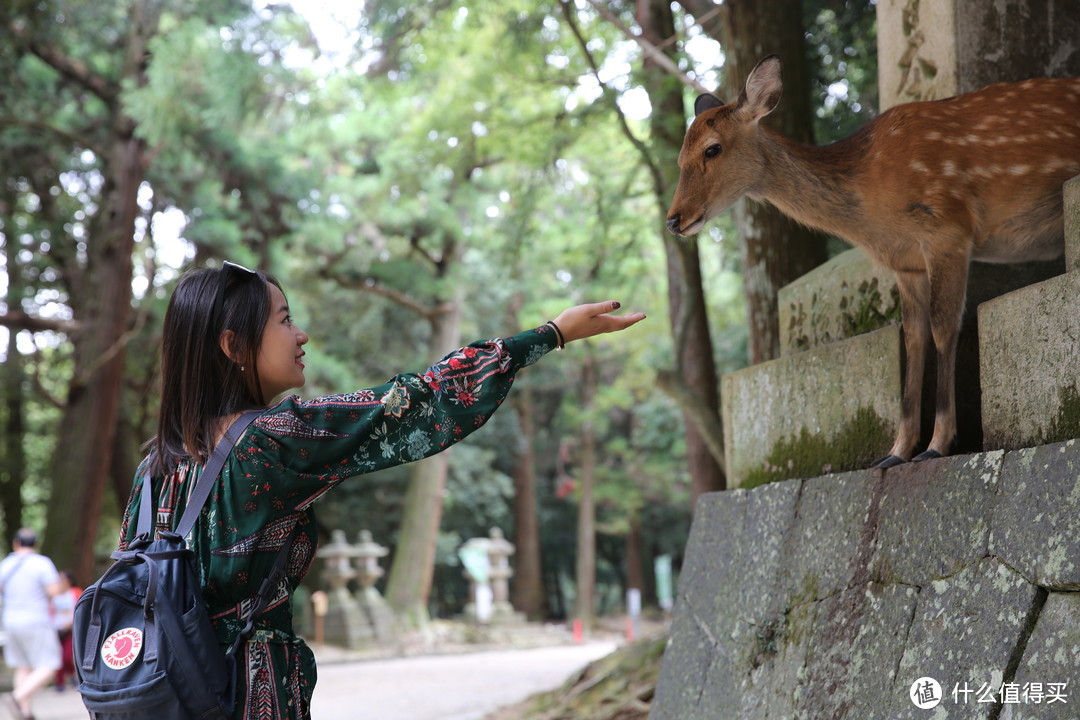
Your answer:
[100,627,143,670]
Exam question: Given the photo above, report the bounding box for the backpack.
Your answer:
[73,410,295,719]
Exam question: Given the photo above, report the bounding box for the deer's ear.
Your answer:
[694,93,724,117]
[738,54,783,122]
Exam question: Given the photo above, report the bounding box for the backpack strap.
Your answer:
[135,409,297,656]
[137,410,263,539]
[226,520,301,657]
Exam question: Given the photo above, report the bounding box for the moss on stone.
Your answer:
[1043,384,1080,445]
[785,277,902,353]
[751,613,787,669]
[742,407,892,489]
[840,278,902,338]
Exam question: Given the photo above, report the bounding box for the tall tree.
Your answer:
[7,1,160,581]
[507,294,546,620]
[384,296,464,630]
[573,350,598,632]
[2,0,310,580]
[636,0,727,499]
[679,0,829,363]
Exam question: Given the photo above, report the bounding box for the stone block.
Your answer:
[721,326,901,488]
[795,583,918,719]
[871,451,1002,585]
[778,469,878,602]
[990,439,1080,590]
[979,273,1080,451]
[891,559,1044,720]
[734,599,817,719]
[1066,175,1080,273]
[778,248,900,358]
[652,484,800,720]
[1007,592,1080,719]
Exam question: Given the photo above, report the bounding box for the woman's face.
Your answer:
[256,283,310,400]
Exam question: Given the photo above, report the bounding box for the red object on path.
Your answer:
[572,619,583,644]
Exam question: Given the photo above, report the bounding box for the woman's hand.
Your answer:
[552,301,646,344]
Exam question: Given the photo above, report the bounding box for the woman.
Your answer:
[117,261,644,719]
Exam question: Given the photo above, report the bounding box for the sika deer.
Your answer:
[667,55,1080,467]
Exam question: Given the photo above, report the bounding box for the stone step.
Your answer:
[721,326,902,488]
[778,248,1063,358]
[978,270,1080,451]
[777,248,900,358]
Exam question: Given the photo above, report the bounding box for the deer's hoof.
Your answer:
[912,449,943,462]
[872,454,907,469]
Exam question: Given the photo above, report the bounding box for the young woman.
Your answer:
[117,262,644,720]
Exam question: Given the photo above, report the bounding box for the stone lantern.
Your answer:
[485,527,520,623]
[352,529,396,643]
[315,529,365,648]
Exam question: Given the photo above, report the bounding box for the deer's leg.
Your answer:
[875,270,931,468]
[915,249,972,461]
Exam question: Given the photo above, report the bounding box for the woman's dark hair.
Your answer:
[151,263,281,474]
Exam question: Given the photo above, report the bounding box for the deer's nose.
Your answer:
[665,215,681,235]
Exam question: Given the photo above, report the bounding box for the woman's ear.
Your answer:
[219,329,241,363]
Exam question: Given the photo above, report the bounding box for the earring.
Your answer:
[240,365,246,372]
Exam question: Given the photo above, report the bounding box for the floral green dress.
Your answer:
[118,326,557,719]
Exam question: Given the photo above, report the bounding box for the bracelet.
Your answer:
[545,320,566,350]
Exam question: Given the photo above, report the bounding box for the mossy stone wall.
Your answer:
[653,442,1080,720]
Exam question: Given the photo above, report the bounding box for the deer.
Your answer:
[666,55,1080,468]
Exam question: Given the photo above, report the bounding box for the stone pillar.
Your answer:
[878,0,1080,110]
[352,530,397,643]
[316,529,366,649]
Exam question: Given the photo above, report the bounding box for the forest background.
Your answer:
[0,0,875,631]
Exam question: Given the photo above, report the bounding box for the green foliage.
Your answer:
[1,0,882,613]
[804,0,879,142]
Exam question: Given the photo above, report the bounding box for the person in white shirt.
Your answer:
[0,528,63,719]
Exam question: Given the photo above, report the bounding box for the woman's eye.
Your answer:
[704,144,722,158]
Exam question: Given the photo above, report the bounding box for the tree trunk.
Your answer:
[693,0,830,364]
[0,236,27,548]
[42,26,162,585]
[43,140,142,584]
[639,0,727,500]
[384,296,462,630]
[510,388,546,620]
[573,351,597,634]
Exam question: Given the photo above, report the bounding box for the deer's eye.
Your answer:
[704,144,722,158]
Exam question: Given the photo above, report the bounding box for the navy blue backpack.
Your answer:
[73,411,294,719]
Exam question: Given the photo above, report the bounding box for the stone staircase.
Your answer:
[721,175,1078,486]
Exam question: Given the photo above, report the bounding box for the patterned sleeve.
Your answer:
[234,324,558,509]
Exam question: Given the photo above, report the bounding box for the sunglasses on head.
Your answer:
[211,261,260,330]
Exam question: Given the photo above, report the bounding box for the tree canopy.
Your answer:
[0,0,876,620]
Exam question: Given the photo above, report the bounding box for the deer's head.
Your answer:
[666,55,784,236]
